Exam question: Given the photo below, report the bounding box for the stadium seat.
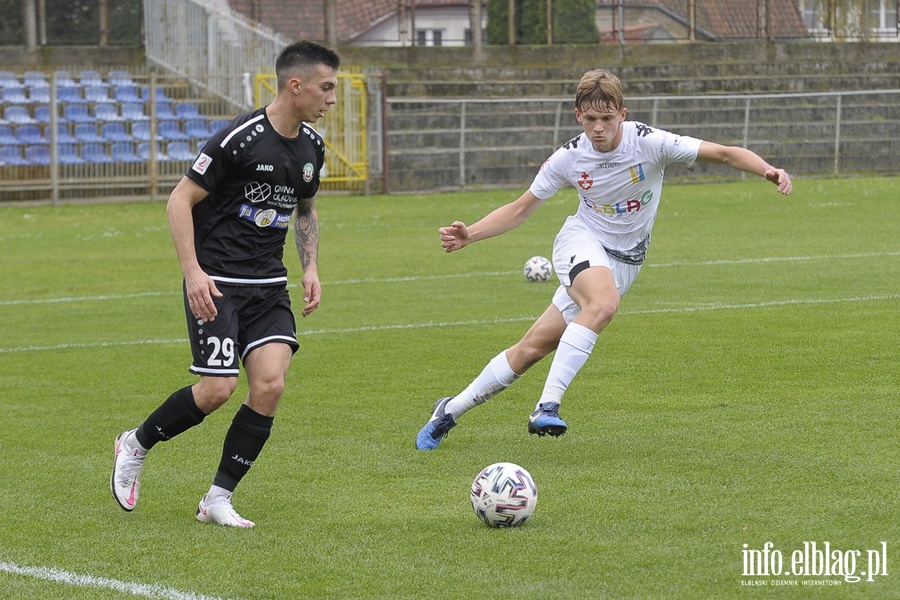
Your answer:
[0,71,24,89]
[33,105,56,125]
[52,124,77,143]
[175,102,200,119]
[208,119,230,133]
[58,143,85,164]
[23,70,50,89]
[1,87,29,104]
[73,123,105,143]
[63,104,95,123]
[78,70,106,88]
[158,120,190,141]
[130,121,155,141]
[137,141,167,161]
[184,118,210,140]
[166,141,195,161]
[102,122,132,142]
[16,124,46,145]
[107,70,136,87]
[85,85,113,104]
[154,101,178,121]
[29,87,50,104]
[113,85,141,103]
[25,145,50,165]
[81,143,113,164]
[4,106,37,125]
[0,125,18,145]
[0,145,28,165]
[141,86,171,104]
[93,103,121,122]
[53,70,79,88]
[121,102,149,121]
[56,86,82,104]
[111,142,142,163]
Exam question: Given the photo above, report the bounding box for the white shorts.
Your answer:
[550,216,642,325]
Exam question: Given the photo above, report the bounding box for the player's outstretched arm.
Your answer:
[439,189,545,253]
[696,141,792,195]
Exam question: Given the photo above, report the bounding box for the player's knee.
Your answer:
[194,377,238,412]
[581,295,619,330]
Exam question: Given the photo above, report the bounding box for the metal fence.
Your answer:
[384,89,900,192]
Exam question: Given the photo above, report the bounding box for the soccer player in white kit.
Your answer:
[416,69,792,450]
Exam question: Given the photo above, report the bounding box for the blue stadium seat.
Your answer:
[107,70,136,87]
[175,102,200,119]
[154,101,177,121]
[63,104,95,124]
[111,142,142,163]
[158,120,190,141]
[184,118,210,140]
[24,70,50,89]
[78,70,106,88]
[4,106,37,125]
[0,71,24,89]
[0,125,18,145]
[58,143,85,164]
[16,124,46,145]
[93,104,121,122]
[121,102,148,121]
[85,85,113,104]
[141,86,171,104]
[0,145,28,165]
[25,145,50,165]
[137,141,167,161]
[53,70,79,88]
[73,123,105,143]
[208,119,230,133]
[113,85,141,103]
[56,86,82,104]
[33,105,57,125]
[29,87,50,104]
[52,124,77,143]
[166,141,195,161]
[1,87,29,104]
[102,122,132,142]
[81,143,113,164]
[130,121,154,141]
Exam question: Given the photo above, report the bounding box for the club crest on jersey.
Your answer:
[302,162,315,182]
[578,172,594,190]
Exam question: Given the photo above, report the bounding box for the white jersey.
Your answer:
[530,121,702,263]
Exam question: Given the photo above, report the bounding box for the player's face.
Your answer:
[576,104,627,152]
[291,64,338,123]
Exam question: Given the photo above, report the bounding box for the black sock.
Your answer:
[135,385,206,449]
[212,404,274,492]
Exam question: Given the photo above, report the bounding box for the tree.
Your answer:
[485,0,598,45]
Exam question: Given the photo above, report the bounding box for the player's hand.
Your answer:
[764,168,792,195]
[439,221,470,253]
[300,272,321,317]
[185,269,222,322]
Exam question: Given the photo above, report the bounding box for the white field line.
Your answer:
[0,560,233,600]
[1,251,898,308]
[1,293,897,355]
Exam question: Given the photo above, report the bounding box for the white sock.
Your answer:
[536,323,598,410]
[446,351,520,419]
[205,484,232,505]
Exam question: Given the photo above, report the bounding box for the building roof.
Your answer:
[228,0,807,45]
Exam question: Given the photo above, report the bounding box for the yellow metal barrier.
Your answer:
[255,72,369,191]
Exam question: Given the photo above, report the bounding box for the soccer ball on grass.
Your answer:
[523,256,552,282]
[470,462,538,527]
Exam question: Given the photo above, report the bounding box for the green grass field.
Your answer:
[0,176,897,599]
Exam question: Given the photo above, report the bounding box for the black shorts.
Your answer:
[183,282,299,377]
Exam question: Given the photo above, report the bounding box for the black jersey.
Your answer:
[185,107,325,285]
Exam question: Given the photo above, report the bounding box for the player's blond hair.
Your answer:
[575,70,624,112]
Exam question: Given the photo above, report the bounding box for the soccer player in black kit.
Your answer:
[111,41,340,527]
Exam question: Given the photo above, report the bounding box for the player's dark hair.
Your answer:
[275,40,341,88]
